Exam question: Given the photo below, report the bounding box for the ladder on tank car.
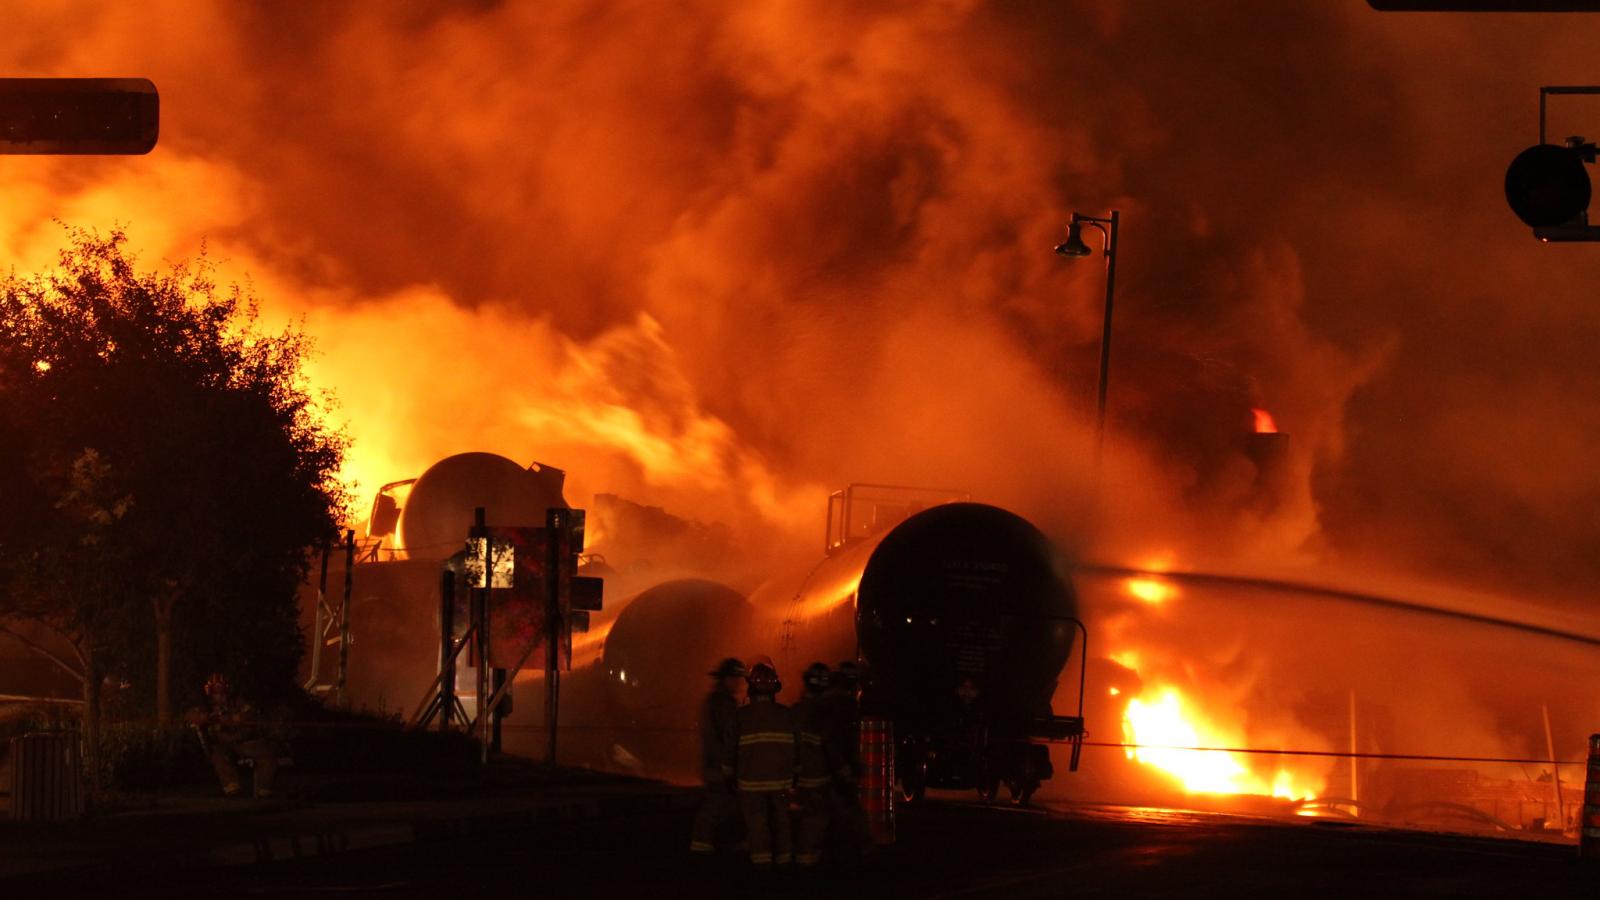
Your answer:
[1029,616,1089,772]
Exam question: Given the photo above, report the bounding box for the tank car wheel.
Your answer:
[1007,777,1038,807]
[976,773,1000,805]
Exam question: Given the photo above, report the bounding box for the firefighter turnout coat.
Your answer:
[699,686,739,784]
[792,694,834,790]
[736,696,797,792]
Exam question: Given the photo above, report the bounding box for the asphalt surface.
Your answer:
[11,793,1596,899]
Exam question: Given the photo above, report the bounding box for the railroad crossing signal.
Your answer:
[408,506,603,764]
[1505,86,1600,241]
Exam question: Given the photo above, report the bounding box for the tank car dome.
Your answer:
[602,579,754,721]
[396,452,568,559]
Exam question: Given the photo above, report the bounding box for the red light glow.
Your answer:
[1252,408,1278,434]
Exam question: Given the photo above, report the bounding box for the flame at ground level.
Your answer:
[1122,687,1318,801]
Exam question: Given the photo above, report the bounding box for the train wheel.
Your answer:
[1006,777,1038,807]
[976,773,1000,805]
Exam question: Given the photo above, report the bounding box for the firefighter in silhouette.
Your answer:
[826,659,872,858]
[186,673,277,799]
[737,659,796,868]
[690,657,746,855]
[829,660,864,774]
[793,662,838,867]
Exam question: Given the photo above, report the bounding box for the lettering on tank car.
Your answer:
[948,621,1003,674]
[939,559,1009,591]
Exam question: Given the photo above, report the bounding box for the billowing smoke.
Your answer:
[11,4,1600,824]
[4,6,1600,630]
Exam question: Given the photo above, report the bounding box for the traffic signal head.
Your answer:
[1506,142,1593,227]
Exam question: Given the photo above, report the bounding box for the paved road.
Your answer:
[20,797,1596,898]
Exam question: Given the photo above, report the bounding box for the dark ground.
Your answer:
[8,793,1593,899]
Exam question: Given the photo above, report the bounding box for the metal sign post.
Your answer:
[438,568,459,730]
[337,529,354,706]
[545,508,566,766]
[302,538,332,691]
[475,508,492,765]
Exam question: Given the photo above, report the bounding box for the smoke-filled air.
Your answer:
[6,0,1600,827]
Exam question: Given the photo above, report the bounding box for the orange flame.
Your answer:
[1252,408,1278,434]
[1124,576,1175,606]
[1121,686,1318,801]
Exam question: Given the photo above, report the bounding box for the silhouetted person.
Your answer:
[825,659,871,859]
[690,657,745,855]
[737,660,796,868]
[186,673,276,799]
[793,662,836,867]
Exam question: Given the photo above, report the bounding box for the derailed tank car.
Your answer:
[589,579,756,775]
[745,487,1084,803]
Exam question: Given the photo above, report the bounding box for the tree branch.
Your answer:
[0,620,86,685]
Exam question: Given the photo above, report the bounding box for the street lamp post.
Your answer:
[1055,209,1121,468]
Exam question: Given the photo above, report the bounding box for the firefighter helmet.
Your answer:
[746,661,781,697]
[803,662,832,693]
[203,672,231,698]
[834,660,862,687]
[709,657,747,679]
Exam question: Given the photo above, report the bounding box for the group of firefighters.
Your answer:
[691,656,871,869]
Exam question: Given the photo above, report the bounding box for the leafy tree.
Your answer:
[0,228,347,769]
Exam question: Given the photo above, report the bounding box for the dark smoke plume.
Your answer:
[4,2,1600,611]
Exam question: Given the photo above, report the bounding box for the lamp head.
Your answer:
[1054,218,1093,257]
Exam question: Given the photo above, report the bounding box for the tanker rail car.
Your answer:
[602,484,1088,804]
[306,461,1087,804]
[762,487,1087,804]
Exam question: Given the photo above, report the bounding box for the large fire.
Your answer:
[1110,571,1321,802]
[1120,685,1318,801]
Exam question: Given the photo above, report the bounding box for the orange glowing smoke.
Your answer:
[1252,408,1279,434]
[1121,686,1318,801]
